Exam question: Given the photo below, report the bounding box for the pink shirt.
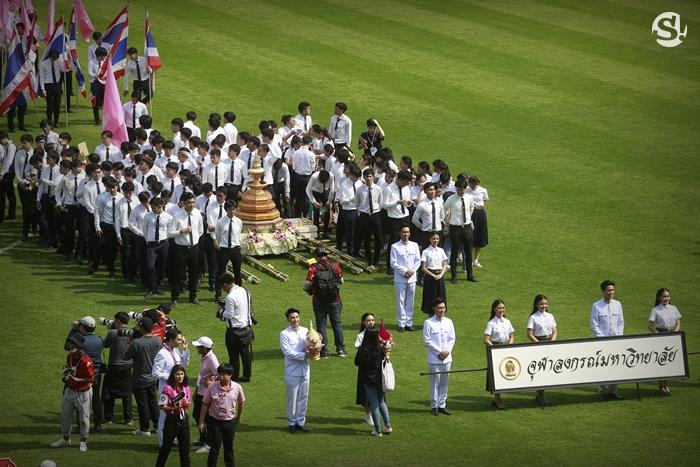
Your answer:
[197,350,220,395]
[159,384,192,419]
[203,380,245,421]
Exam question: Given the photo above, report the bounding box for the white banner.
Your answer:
[488,332,688,392]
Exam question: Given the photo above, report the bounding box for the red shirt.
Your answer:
[152,318,167,340]
[66,351,95,392]
[305,260,343,304]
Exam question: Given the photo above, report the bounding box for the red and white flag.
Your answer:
[100,57,128,147]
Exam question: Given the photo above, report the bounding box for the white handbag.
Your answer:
[382,358,395,392]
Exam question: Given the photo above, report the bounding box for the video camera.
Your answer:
[61,367,75,384]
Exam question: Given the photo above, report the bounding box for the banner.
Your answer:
[487,332,688,393]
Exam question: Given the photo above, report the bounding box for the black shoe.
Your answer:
[155,289,163,295]
[74,255,82,264]
[287,426,296,433]
[294,424,309,432]
[397,326,405,333]
[404,326,415,332]
[208,285,214,292]
[238,377,251,383]
[450,278,457,284]
[87,268,96,274]
[431,408,438,416]
[610,393,623,400]
[93,425,102,433]
[438,408,451,416]
[467,276,479,283]
[19,127,29,131]
[189,298,201,305]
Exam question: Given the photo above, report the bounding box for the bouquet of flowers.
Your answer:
[378,318,395,357]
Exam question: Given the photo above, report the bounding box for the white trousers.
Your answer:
[395,282,416,327]
[60,387,92,438]
[429,362,451,409]
[284,373,310,426]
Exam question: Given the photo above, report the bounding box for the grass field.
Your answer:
[1,0,699,466]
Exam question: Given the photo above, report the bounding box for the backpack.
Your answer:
[314,262,340,303]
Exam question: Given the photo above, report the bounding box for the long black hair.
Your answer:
[489,299,505,320]
[357,328,383,361]
[359,312,375,333]
[166,364,189,388]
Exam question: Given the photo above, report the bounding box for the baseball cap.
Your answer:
[79,316,96,327]
[314,246,327,258]
[192,336,213,348]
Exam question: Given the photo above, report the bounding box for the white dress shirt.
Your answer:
[421,245,447,269]
[14,148,33,184]
[222,285,251,328]
[279,326,310,377]
[123,101,149,129]
[338,178,361,211]
[123,56,151,90]
[206,127,226,145]
[648,304,682,331]
[412,197,445,231]
[290,146,315,175]
[591,299,624,337]
[295,114,312,133]
[206,202,227,238]
[354,183,383,215]
[56,172,85,207]
[128,203,150,237]
[152,344,190,389]
[183,120,201,139]
[0,142,16,177]
[527,311,557,337]
[39,59,65,89]
[79,179,104,214]
[37,165,61,199]
[484,316,515,344]
[223,123,238,146]
[305,171,335,203]
[141,211,172,242]
[383,183,411,219]
[423,315,455,364]
[203,162,230,190]
[167,208,204,246]
[466,185,489,208]
[115,196,136,236]
[94,192,124,229]
[443,193,475,226]
[390,240,421,284]
[95,143,123,163]
[329,114,352,145]
[216,214,243,248]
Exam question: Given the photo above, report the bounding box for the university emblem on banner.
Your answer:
[499,357,521,380]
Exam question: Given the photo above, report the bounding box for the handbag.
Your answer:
[382,358,395,392]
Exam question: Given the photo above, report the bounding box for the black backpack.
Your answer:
[314,262,339,303]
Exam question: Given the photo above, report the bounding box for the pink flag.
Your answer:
[18,0,29,37]
[101,57,128,147]
[0,0,11,44]
[73,0,93,42]
[25,0,33,14]
[8,0,19,11]
[46,0,54,42]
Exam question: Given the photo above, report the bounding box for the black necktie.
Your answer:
[399,186,406,214]
[230,163,235,183]
[132,103,137,128]
[461,197,466,224]
[127,199,132,217]
[188,213,193,246]
[51,61,57,84]
[247,154,252,170]
[22,152,29,175]
[73,177,77,202]
[304,118,308,132]
[48,167,53,181]
[218,205,223,219]
[105,147,110,161]
[170,179,174,193]
[228,219,232,248]
[141,175,145,184]
[135,59,142,81]
[368,186,374,214]
[431,201,436,230]
[111,197,116,224]
[96,182,100,194]
[352,183,356,195]
[204,198,210,215]
[214,166,219,189]
[155,215,160,242]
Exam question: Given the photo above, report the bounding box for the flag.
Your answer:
[100,57,128,146]
[41,17,65,62]
[144,11,161,71]
[73,0,93,42]
[8,0,19,11]
[67,7,86,97]
[18,0,29,36]
[0,1,11,45]
[0,28,37,115]
[102,6,128,79]
[25,0,32,14]
[46,0,54,42]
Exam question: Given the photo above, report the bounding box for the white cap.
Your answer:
[192,336,213,348]
[40,461,58,467]
[79,316,96,327]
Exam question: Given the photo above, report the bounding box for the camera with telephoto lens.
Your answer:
[99,318,115,328]
[165,317,178,332]
[127,311,144,320]
[172,391,186,407]
[61,367,75,384]
[116,328,134,337]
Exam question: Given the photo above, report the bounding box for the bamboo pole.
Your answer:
[243,255,288,282]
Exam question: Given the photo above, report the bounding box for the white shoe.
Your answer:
[196,445,211,453]
[363,415,374,426]
[474,260,482,268]
[131,429,151,436]
[382,426,393,434]
[370,431,383,437]
[51,438,71,448]
[79,441,88,452]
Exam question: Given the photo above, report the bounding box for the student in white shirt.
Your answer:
[129,191,152,287]
[167,192,204,305]
[272,158,291,218]
[329,101,352,150]
[206,187,228,299]
[443,179,477,283]
[123,92,149,142]
[123,47,152,103]
[57,159,85,261]
[279,308,311,433]
[222,111,238,148]
[214,200,243,300]
[289,135,316,217]
[305,169,335,238]
[527,294,558,406]
[93,177,123,275]
[383,170,412,271]
[184,111,201,139]
[466,175,489,268]
[36,151,62,247]
[295,101,312,135]
[203,149,230,191]
[390,225,421,331]
[95,130,122,163]
[483,300,514,410]
[336,163,361,255]
[354,169,383,268]
[141,196,172,296]
[420,232,448,315]
[648,288,682,396]
[206,114,226,145]
[115,181,138,281]
[591,280,625,400]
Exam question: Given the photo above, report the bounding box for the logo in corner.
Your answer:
[652,12,687,47]
[499,357,521,380]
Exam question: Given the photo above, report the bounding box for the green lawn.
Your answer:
[1,0,699,466]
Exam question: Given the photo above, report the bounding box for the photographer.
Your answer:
[51,334,94,453]
[101,312,133,425]
[124,317,162,436]
[219,273,254,383]
[64,316,104,432]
